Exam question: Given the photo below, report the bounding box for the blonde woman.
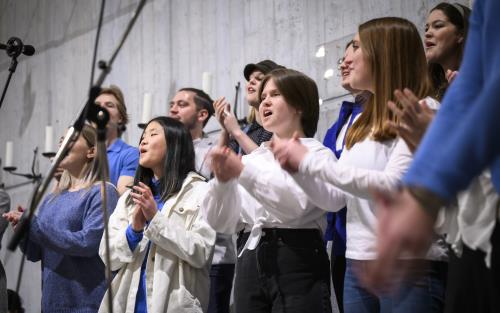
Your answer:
[3,124,119,312]
[272,17,446,313]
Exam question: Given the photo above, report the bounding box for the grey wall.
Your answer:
[0,0,469,311]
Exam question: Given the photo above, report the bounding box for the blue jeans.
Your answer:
[343,259,446,313]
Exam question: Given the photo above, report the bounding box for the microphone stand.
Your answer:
[232,81,247,126]
[0,54,19,110]
[7,1,147,310]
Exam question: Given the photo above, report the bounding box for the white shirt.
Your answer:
[295,136,447,261]
[201,138,329,255]
[193,135,216,179]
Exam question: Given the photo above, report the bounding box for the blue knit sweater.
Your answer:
[24,183,118,313]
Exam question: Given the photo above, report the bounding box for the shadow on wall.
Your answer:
[18,71,36,137]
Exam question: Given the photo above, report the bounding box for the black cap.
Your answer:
[243,60,284,81]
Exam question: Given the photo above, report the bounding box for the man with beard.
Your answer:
[169,88,236,313]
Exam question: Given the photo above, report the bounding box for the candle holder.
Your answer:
[3,147,42,182]
[42,152,56,158]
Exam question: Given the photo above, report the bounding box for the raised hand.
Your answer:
[130,182,158,222]
[387,88,435,153]
[270,133,308,173]
[214,97,241,135]
[209,146,243,182]
[3,205,25,228]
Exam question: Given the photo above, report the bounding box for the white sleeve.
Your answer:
[237,159,314,223]
[292,169,347,212]
[99,191,142,271]
[144,200,216,269]
[299,139,412,199]
[201,177,251,234]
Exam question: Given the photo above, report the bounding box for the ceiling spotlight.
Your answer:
[315,45,325,58]
[323,68,334,79]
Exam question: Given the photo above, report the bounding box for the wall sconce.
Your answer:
[3,145,42,183]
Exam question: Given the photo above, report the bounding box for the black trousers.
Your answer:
[207,263,236,313]
[235,228,332,313]
[445,221,500,313]
[330,254,346,313]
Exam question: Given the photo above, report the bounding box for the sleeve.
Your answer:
[237,152,331,222]
[144,184,216,269]
[120,147,139,178]
[29,184,119,258]
[99,190,144,271]
[200,178,247,234]
[403,0,500,199]
[299,139,412,199]
[125,224,143,251]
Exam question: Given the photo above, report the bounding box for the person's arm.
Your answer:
[299,139,412,199]
[99,190,146,271]
[200,178,247,234]
[213,97,259,153]
[30,184,119,257]
[116,148,139,195]
[238,147,346,221]
[145,183,216,269]
[404,0,500,200]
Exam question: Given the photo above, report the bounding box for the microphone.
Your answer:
[0,37,35,58]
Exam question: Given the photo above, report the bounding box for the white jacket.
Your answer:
[98,172,216,313]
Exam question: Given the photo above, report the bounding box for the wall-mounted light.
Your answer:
[323,68,334,79]
[315,45,325,58]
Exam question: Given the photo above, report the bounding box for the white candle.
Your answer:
[45,125,54,152]
[202,72,213,96]
[141,92,153,124]
[4,141,13,167]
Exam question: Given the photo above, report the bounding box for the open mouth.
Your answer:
[263,110,273,118]
[247,86,255,94]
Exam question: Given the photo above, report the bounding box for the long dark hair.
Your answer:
[127,116,195,205]
[428,2,471,100]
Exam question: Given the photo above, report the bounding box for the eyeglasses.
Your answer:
[337,57,345,70]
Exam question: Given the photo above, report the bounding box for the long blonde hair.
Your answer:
[345,17,433,149]
[56,124,108,192]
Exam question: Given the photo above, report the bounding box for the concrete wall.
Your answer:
[0,0,469,311]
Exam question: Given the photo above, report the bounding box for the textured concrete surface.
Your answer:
[0,0,470,311]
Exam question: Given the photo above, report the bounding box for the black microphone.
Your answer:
[0,37,35,58]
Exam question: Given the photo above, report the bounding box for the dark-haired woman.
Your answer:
[203,68,333,313]
[426,2,471,100]
[393,3,472,153]
[98,117,216,313]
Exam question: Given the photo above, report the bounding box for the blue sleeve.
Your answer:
[120,147,139,178]
[29,184,119,257]
[404,0,500,200]
[125,224,143,251]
